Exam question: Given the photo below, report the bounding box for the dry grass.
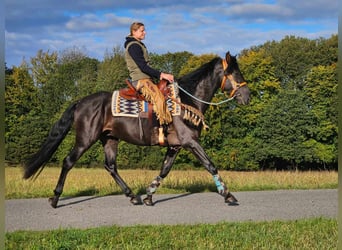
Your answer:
[5,167,337,199]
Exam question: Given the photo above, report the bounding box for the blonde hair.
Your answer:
[130,22,144,36]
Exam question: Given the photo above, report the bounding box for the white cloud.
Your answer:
[4,0,338,67]
[228,3,293,20]
[65,14,132,32]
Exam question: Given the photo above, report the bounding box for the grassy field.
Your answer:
[5,167,337,199]
[6,218,337,249]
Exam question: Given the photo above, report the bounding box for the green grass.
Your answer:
[5,217,337,249]
[5,167,338,199]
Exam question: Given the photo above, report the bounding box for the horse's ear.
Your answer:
[225,51,231,64]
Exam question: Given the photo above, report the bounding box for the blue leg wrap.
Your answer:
[213,174,226,194]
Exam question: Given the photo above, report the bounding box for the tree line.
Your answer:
[5,35,338,170]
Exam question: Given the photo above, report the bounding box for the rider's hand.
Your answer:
[160,72,174,83]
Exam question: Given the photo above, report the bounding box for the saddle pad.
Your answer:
[112,82,181,117]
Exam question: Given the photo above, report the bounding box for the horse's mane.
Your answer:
[178,57,221,88]
[178,55,239,87]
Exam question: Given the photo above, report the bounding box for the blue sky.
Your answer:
[5,0,338,67]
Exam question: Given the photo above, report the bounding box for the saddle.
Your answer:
[117,79,172,145]
[119,79,170,101]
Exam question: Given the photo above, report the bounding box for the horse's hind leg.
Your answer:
[102,136,141,205]
[49,121,101,208]
[49,145,86,208]
[143,146,181,206]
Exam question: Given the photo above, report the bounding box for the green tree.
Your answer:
[315,35,338,66]
[5,62,38,162]
[97,46,129,91]
[253,90,317,169]
[303,63,337,167]
[150,51,193,79]
[262,36,318,89]
[40,49,98,114]
[238,48,281,127]
[30,50,58,86]
[178,54,217,76]
[72,57,99,98]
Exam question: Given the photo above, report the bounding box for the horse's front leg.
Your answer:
[173,120,238,205]
[187,141,238,204]
[172,116,238,204]
[143,146,181,206]
[212,173,238,204]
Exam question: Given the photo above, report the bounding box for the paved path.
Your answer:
[5,189,337,232]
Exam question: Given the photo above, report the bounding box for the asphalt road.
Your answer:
[5,189,337,232]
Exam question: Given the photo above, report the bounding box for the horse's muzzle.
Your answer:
[235,86,250,105]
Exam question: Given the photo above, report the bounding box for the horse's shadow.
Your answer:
[153,193,193,205]
[57,192,194,208]
[55,183,224,208]
[57,195,102,208]
[57,187,108,208]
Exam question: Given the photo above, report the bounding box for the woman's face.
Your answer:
[133,26,146,41]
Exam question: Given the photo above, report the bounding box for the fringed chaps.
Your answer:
[137,79,172,125]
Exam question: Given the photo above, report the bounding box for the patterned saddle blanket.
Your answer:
[111,82,181,118]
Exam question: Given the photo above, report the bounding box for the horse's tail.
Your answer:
[23,102,78,179]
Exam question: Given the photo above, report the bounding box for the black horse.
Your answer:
[23,52,250,208]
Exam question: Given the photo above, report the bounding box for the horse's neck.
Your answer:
[196,81,219,113]
[184,76,221,114]
[178,59,222,114]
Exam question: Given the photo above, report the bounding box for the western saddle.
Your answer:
[119,79,170,101]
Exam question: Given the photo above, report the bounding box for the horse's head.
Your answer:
[221,52,250,105]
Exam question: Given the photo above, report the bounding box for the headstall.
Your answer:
[220,59,247,97]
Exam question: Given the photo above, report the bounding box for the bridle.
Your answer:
[220,59,247,97]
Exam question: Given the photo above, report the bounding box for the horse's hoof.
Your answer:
[225,192,239,206]
[48,197,58,208]
[130,196,142,205]
[143,195,154,206]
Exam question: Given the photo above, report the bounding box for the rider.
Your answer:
[124,22,173,125]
